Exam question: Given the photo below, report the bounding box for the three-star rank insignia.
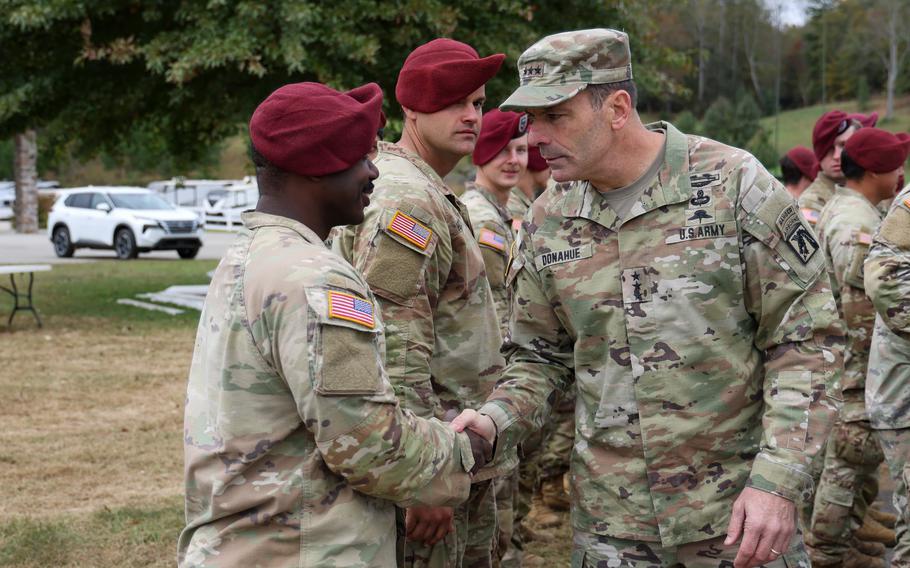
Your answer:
[776,205,819,264]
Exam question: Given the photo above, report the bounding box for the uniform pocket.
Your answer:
[363,208,437,305]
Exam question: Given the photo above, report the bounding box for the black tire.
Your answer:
[114,228,138,259]
[177,247,200,259]
[52,225,75,257]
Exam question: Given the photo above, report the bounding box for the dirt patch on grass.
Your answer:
[0,319,193,519]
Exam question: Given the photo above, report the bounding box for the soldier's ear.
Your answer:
[401,106,418,121]
[607,90,633,131]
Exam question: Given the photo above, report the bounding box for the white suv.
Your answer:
[47,187,204,259]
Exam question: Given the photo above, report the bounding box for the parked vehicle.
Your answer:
[0,180,60,220]
[47,187,204,259]
[203,180,258,229]
[148,177,242,222]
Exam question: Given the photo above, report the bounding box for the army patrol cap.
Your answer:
[500,28,633,111]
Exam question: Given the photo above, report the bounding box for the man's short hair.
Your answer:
[586,80,638,110]
[841,149,866,181]
[249,140,287,192]
[779,155,805,186]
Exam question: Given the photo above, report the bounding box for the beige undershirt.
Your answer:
[599,130,666,223]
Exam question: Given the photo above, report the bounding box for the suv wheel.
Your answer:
[114,228,139,259]
[177,247,200,259]
[52,225,75,257]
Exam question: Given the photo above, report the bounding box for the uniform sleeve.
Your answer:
[474,219,511,335]
[252,268,473,507]
[333,195,449,420]
[738,177,844,505]
[865,200,910,334]
[478,223,575,462]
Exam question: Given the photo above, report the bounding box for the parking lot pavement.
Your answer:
[0,227,237,264]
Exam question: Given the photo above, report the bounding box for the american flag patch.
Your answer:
[857,231,873,245]
[327,291,375,328]
[904,197,910,209]
[388,211,432,249]
[800,208,820,225]
[478,228,506,251]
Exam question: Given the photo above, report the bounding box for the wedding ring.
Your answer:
[770,548,781,555]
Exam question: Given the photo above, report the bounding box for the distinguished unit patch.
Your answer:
[478,228,507,251]
[387,210,432,250]
[800,207,820,225]
[327,291,375,328]
[777,205,818,263]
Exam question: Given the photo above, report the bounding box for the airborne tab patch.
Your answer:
[388,210,432,250]
[327,291,375,328]
[478,228,507,252]
[776,205,818,264]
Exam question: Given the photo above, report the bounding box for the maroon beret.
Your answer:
[396,38,505,113]
[526,145,549,172]
[472,110,528,166]
[785,146,819,181]
[844,128,910,173]
[249,82,383,177]
[812,110,852,161]
[849,112,878,128]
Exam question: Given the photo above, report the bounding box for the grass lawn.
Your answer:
[0,260,216,567]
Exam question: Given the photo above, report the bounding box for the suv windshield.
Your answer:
[109,193,174,210]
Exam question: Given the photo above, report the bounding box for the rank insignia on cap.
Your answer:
[388,210,432,249]
[327,290,375,328]
[478,228,507,251]
[800,208,820,225]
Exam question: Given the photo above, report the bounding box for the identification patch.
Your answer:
[327,291,375,328]
[478,228,507,252]
[800,207,820,225]
[387,210,432,250]
[666,223,729,244]
[535,245,592,270]
[776,205,818,264]
[689,170,722,188]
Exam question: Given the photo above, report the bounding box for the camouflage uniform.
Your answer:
[179,211,477,568]
[506,187,533,234]
[798,171,838,227]
[478,121,843,556]
[334,142,511,568]
[865,187,910,567]
[806,186,886,565]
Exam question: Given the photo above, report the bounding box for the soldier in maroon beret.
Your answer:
[799,111,861,226]
[780,146,818,200]
[333,39,508,568]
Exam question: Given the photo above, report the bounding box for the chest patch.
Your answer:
[535,244,593,270]
[387,210,432,250]
[621,267,652,304]
[666,223,730,244]
[511,217,523,233]
[478,228,507,252]
[689,170,722,188]
[776,205,819,264]
[685,188,717,226]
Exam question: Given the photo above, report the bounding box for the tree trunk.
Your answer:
[13,129,39,234]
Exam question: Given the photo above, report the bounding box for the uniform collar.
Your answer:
[466,182,512,223]
[510,186,533,209]
[379,141,453,197]
[561,121,690,230]
[835,184,884,217]
[241,211,325,245]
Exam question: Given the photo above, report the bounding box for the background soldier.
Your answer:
[333,39,509,568]
[454,28,843,568]
[799,111,859,226]
[807,128,909,568]
[779,146,818,200]
[866,183,910,568]
[179,82,490,568]
[511,146,551,224]
[461,108,528,567]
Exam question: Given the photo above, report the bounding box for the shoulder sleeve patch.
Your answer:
[387,210,433,250]
[327,290,375,329]
[776,204,820,264]
[478,228,507,252]
[800,207,820,225]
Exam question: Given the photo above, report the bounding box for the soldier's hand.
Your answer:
[450,409,496,444]
[405,506,454,545]
[724,487,796,568]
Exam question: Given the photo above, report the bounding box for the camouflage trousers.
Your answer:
[398,479,497,568]
[498,390,575,567]
[805,419,885,566]
[570,530,809,567]
[493,470,517,567]
[875,427,910,568]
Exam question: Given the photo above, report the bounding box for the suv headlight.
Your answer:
[134,216,164,233]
